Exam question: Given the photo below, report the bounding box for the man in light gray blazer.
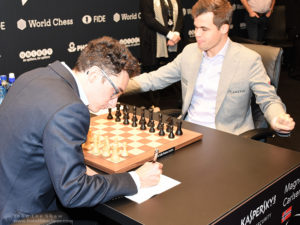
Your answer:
[126,0,295,135]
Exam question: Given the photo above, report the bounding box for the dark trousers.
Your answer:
[245,14,269,42]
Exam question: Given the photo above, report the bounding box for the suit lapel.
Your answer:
[215,41,239,115]
[48,61,80,97]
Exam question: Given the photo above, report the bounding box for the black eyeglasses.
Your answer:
[99,68,123,99]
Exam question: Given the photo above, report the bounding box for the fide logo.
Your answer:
[82,15,92,24]
[19,48,53,62]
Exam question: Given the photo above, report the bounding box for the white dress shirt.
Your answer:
[247,0,273,13]
[186,39,230,129]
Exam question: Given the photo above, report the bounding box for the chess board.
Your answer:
[82,112,203,174]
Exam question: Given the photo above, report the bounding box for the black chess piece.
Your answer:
[115,102,121,118]
[123,111,129,125]
[115,114,121,122]
[175,121,183,136]
[159,123,165,136]
[149,120,155,133]
[147,108,154,127]
[107,108,113,120]
[140,120,147,130]
[166,117,173,132]
[132,119,138,127]
[157,113,163,130]
[139,107,146,125]
[168,125,175,139]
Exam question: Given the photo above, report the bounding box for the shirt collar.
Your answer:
[61,62,89,106]
[202,37,230,59]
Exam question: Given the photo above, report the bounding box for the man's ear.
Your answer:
[87,66,100,83]
[220,24,229,34]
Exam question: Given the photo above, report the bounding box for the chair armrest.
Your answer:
[239,128,276,140]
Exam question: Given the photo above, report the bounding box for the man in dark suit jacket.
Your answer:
[0,36,162,225]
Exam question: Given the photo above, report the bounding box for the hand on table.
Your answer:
[135,162,163,188]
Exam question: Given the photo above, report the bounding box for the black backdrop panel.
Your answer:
[1,0,245,77]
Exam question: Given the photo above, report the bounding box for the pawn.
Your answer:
[120,142,128,157]
[168,125,175,139]
[159,123,165,136]
[175,121,183,136]
[149,120,155,133]
[107,108,113,120]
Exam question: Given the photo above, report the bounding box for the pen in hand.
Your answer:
[152,148,159,163]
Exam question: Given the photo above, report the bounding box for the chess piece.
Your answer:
[168,125,175,139]
[120,142,128,157]
[107,108,113,120]
[115,102,121,119]
[166,117,173,132]
[157,113,163,130]
[140,120,147,130]
[123,111,129,125]
[110,143,120,163]
[149,120,155,133]
[176,121,183,136]
[159,123,165,136]
[102,136,110,157]
[139,107,146,125]
[132,118,138,127]
[147,108,153,127]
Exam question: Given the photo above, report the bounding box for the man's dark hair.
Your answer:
[192,0,233,28]
[74,36,140,77]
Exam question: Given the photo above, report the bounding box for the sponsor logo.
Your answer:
[82,15,106,24]
[0,21,6,31]
[17,18,73,30]
[240,22,247,29]
[182,8,192,16]
[282,206,292,223]
[119,37,140,48]
[19,48,53,62]
[284,178,300,194]
[188,29,195,38]
[67,42,87,53]
[283,178,300,207]
[113,12,141,22]
[21,0,28,6]
[241,195,276,225]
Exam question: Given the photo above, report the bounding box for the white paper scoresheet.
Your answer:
[125,175,181,204]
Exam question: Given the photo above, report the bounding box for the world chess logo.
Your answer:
[113,13,120,23]
[17,19,27,30]
[21,0,29,6]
